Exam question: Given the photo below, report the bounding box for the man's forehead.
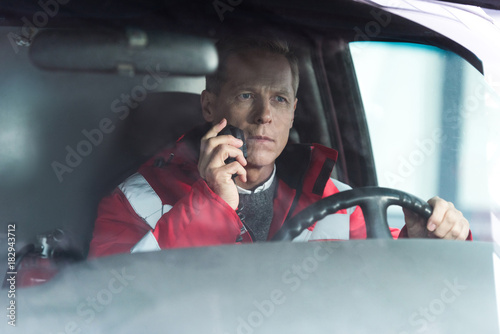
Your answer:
[229,82,294,95]
[223,50,294,94]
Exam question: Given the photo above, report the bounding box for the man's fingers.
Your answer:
[426,196,451,232]
[199,119,246,176]
[212,144,246,166]
[402,208,419,224]
[200,119,244,159]
[197,118,246,210]
[201,118,227,141]
[227,161,247,183]
[204,135,244,154]
[440,222,464,240]
[433,207,462,237]
[200,145,246,178]
[208,161,247,184]
[402,207,430,238]
[200,118,226,155]
[426,196,469,240]
[235,151,247,167]
[458,223,470,240]
[431,214,453,238]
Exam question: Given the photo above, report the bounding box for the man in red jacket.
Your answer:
[89,36,470,257]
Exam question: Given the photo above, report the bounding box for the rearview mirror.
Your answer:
[29,29,218,76]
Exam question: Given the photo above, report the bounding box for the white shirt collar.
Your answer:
[237,164,276,195]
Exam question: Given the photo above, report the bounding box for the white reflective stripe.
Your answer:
[294,178,354,241]
[146,204,172,228]
[290,213,350,242]
[331,178,356,215]
[119,173,172,228]
[292,228,313,242]
[309,214,350,240]
[130,231,161,253]
[331,178,352,192]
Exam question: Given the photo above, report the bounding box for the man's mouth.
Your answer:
[248,135,274,142]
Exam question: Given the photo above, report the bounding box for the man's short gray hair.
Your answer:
[206,35,299,96]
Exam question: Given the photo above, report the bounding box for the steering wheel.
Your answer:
[271,187,432,241]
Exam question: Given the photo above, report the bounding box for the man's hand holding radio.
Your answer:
[198,118,248,210]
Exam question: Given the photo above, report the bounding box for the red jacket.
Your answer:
[89,126,402,258]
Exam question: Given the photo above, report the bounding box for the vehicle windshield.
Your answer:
[2,1,500,333]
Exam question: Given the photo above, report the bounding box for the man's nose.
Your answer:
[254,99,272,124]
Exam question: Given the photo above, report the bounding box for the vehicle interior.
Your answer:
[0,0,490,256]
[1,0,500,332]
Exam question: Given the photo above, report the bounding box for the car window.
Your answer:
[351,41,500,239]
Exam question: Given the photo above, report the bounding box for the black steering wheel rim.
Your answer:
[271,186,432,241]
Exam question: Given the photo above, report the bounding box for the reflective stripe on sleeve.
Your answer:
[119,173,173,229]
[131,231,161,253]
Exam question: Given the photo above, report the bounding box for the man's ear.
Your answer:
[201,90,216,122]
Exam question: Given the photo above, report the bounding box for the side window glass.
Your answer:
[350,41,500,239]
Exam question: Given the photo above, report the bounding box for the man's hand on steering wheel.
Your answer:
[403,196,470,240]
[272,187,471,242]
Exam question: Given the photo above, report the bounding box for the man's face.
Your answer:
[202,49,297,168]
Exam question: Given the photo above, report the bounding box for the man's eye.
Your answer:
[275,96,287,103]
[239,93,252,100]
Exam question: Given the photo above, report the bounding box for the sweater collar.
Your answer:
[237,165,276,194]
